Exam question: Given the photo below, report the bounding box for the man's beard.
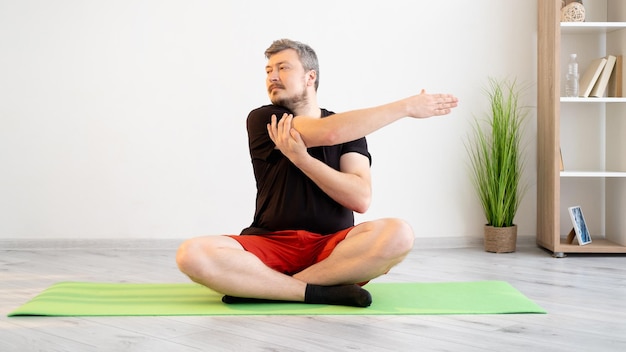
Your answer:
[271,89,309,112]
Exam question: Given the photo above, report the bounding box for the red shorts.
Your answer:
[228,227,354,276]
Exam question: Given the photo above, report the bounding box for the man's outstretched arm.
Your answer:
[269,90,458,148]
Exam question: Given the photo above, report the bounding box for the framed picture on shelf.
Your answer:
[568,206,592,245]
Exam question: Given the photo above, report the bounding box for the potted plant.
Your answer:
[467,78,529,253]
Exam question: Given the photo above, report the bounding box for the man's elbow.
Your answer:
[302,128,342,147]
[352,196,371,214]
[293,117,342,147]
[322,129,342,146]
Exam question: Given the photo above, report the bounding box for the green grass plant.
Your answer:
[467,78,529,228]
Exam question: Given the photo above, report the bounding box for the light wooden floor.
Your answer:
[2,239,626,352]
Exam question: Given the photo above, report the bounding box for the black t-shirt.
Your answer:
[241,105,371,235]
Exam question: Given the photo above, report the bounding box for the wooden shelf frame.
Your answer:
[537,0,626,256]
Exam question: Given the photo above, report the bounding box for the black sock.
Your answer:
[222,284,372,307]
[221,295,285,304]
[304,284,372,307]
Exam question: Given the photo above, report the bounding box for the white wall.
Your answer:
[0,0,538,240]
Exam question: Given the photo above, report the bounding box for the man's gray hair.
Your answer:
[265,39,319,91]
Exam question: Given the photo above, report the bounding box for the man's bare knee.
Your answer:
[176,236,242,279]
[176,238,204,277]
[380,218,415,258]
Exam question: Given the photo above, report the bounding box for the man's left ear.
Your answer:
[307,70,317,87]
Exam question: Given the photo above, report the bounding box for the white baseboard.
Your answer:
[415,235,535,249]
[0,236,537,250]
[0,238,183,250]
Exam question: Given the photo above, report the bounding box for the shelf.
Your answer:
[561,171,626,178]
[560,97,626,103]
[538,0,626,257]
[556,238,626,253]
[561,22,626,34]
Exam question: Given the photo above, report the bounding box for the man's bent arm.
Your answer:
[268,115,372,213]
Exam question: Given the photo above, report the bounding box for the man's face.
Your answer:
[265,49,313,108]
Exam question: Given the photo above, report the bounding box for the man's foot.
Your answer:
[222,284,372,307]
[304,284,372,307]
[221,295,285,304]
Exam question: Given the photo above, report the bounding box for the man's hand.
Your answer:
[406,89,459,118]
[267,113,309,163]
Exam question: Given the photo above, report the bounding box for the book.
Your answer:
[608,55,623,97]
[579,57,607,98]
[590,55,617,97]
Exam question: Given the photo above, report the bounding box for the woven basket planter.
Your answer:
[484,225,517,253]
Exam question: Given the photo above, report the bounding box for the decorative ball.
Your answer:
[561,2,586,22]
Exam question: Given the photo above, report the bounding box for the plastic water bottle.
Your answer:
[565,53,579,97]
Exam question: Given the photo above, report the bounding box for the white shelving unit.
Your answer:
[561,21,626,33]
[537,0,626,256]
[561,171,626,178]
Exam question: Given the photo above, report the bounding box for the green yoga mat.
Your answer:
[8,281,546,317]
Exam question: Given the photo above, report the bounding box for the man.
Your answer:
[177,39,458,307]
